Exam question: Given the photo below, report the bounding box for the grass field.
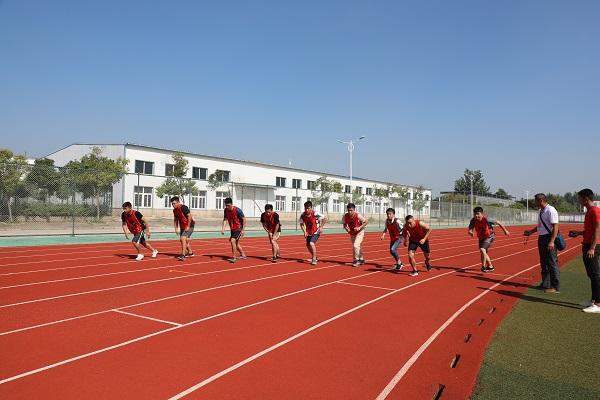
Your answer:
[473,255,600,399]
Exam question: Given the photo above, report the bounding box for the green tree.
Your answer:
[411,185,428,217]
[351,187,364,207]
[454,169,490,195]
[65,147,128,220]
[312,175,335,213]
[332,181,343,194]
[0,149,29,222]
[156,152,198,203]
[495,188,509,198]
[392,185,410,214]
[25,158,61,201]
[207,169,230,191]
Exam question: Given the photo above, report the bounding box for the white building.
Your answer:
[47,143,431,221]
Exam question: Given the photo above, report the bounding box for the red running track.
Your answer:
[0,226,583,399]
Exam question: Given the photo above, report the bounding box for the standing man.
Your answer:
[171,196,195,261]
[342,203,369,267]
[221,197,247,263]
[570,189,600,313]
[524,193,560,293]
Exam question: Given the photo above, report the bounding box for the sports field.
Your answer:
[0,226,583,398]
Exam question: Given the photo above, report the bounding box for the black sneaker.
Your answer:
[395,263,404,271]
[487,265,495,272]
[177,255,186,261]
[425,261,432,271]
[271,256,277,263]
[186,252,195,258]
[358,259,365,265]
[481,266,487,273]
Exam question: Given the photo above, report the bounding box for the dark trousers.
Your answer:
[582,244,600,301]
[538,234,560,290]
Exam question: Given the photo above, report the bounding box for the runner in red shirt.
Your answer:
[261,204,281,262]
[343,203,368,267]
[404,215,432,276]
[468,207,510,273]
[121,202,158,261]
[221,197,247,263]
[299,201,327,265]
[380,208,404,271]
[171,196,195,261]
[570,189,600,313]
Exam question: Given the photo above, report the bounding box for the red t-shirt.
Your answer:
[343,212,364,236]
[405,220,426,242]
[583,206,600,245]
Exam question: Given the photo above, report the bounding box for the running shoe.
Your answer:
[409,270,419,277]
[135,254,144,261]
[425,261,432,271]
[177,255,186,261]
[151,250,159,258]
[395,263,404,271]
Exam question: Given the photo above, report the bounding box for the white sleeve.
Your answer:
[315,212,325,220]
[550,207,559,224]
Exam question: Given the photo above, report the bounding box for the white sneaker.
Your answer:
[582,304,600,313]
[135,254,144,261]
[152,250,158,258]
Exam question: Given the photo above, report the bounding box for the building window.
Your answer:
[216,191,228,209]
[333,199,341,213]
[306,197,315,206]
[365,201,372,214]
[165,164,175,177]
[292,179,302,189]
[383,202,389,212]
[192,167,207,180]
[366,188,373,196]
[356,203,363,214]
[134,186,153,208]
[374,201,381,214]
[164,195,174,208]
[276,177,286,188]
[319,202,328,213]
[291,196,301,211]
[355,186,362,194]
[425,194,430,201]
[214,170,230,182]
[275,195,286,211]
[191,191,207,209]
[134,160,154,175]
[344,185,351,194]
[307,181,316,190]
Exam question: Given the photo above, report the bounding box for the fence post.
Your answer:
[71,190,75,237]
[295,187,298,231]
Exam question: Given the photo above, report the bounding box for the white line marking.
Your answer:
[166,243,577,399]
[111,309,182,327]
[336,282,395,291]
[0,241,578,385]
[374,244,581,399]
[0,237,543,335]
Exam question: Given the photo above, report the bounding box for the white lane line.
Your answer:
[1,240,572,385]
[0,237,537,335]
[374,244,581,399]
[0,270,380,385]
[111,309,183,327]
[336,282,395,291]
[165,243,565,399]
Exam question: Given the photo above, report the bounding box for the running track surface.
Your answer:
[0,226,583,399]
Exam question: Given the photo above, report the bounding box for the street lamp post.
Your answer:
[469,171,474,213]
[337,136,366,203]
[523,189,530,220]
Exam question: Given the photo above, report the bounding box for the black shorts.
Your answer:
[479,237,494,250]
[230,230,243,240]
[408,240,430,253]
[306,234,320,245]
[180,227,194,238]
[131,232,146,244]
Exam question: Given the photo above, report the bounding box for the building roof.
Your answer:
[49,142,431,191]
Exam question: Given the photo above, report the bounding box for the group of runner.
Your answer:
[120,197,516,276]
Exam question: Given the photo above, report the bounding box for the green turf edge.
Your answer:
[472,256,600,400]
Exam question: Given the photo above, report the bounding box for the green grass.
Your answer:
[473,257,600,400]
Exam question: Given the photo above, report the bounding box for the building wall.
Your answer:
[49,144,432,220]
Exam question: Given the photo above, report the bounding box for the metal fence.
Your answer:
[0,162,585,237]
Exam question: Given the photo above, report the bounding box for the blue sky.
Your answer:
[0,0,598,196]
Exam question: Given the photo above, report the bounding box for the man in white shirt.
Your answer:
[524,193,560,293]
